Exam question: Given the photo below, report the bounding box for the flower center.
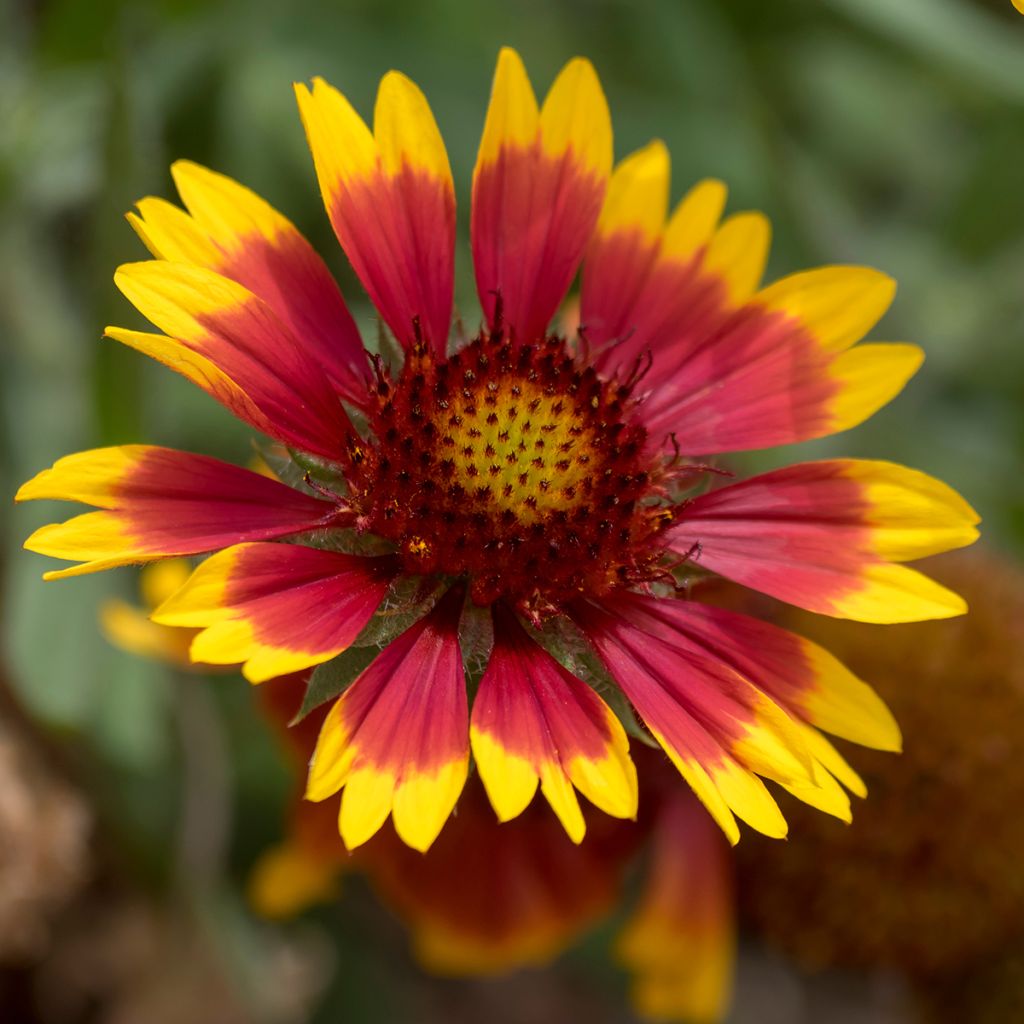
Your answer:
[353,333,671,613]
[440,362,596,525]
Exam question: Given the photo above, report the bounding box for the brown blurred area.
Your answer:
[0,675,329,1024]
[739,550,1024,1022]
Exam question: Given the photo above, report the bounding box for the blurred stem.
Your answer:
[173,673,231,893]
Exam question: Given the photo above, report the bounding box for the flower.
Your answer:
[616,758,734,1024]
[251,675,734,1023]
[17,47,979,854]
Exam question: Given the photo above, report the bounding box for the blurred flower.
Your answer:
[18,46,978,858]
[362,767,734,1024]
[617,774,734,1024]
[253,676,734,1023]
[99,559,197,669]
[247,676,349,921]
[739,550,1024,995]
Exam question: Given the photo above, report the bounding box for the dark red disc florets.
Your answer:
[345,332,673,614]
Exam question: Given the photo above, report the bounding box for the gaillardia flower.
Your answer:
[18,48,978,853]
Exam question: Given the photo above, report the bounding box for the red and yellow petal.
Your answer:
[305,589,468,852]
[626,596,900,752]
[103,325,275,437]
[669,459,980,623]
[582,154,911,453]
[587,174,730,369]
[129,161,367,403]
[16,446,339,579]
[151,543,395,684]
[295,71,454,355]
[608,592,894,824]
[470,604,637,842]
[576,602,832,844]
[617,789,735,1024]
[752,265,896,353]
[110,261,353,459]
[472,48,611,344]
[647,338,923,454]
[638,269,915,452]
[579,141,670,350]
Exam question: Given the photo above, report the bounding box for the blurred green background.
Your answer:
[2,0,1023,1020]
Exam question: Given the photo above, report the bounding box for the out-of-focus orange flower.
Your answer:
[252,673,734,1022]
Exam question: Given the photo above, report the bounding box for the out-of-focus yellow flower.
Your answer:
[244,673,351,919]
[100,559,197,668]
[247,816,343,921]
[617,778,735,1024]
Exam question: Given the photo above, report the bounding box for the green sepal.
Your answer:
[458,599,493,705]
[287,446,349,486]
[294,645,379,722]
[375,318,405,370]
[251,439,348,496]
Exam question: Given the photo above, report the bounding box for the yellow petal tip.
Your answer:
[14,478,40,502]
